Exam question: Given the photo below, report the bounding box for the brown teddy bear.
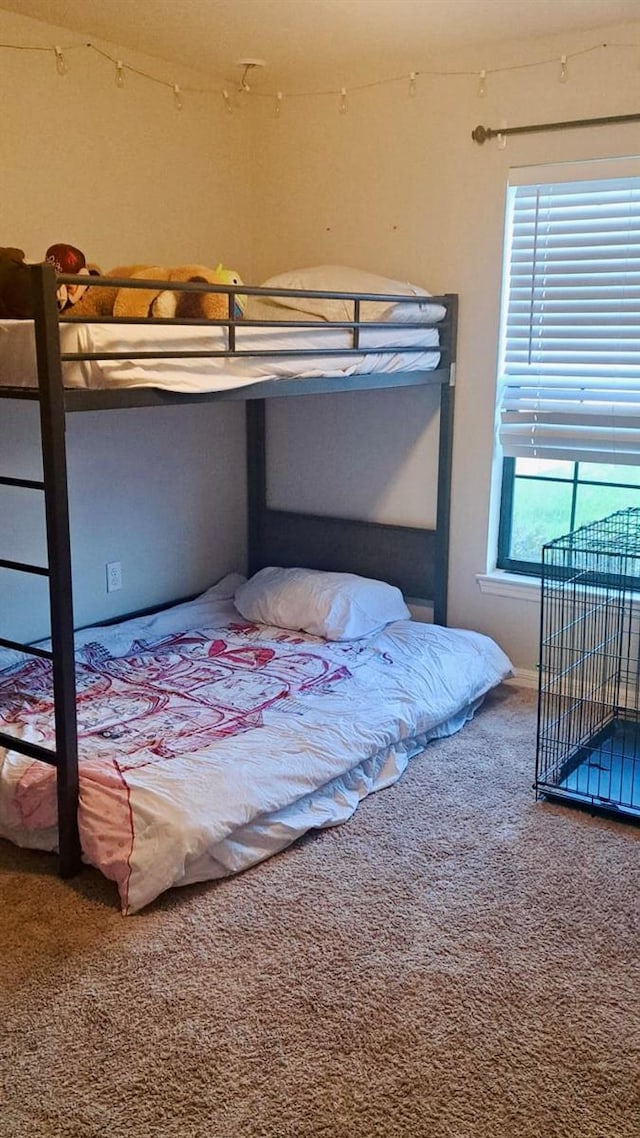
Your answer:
[0,247,34,318]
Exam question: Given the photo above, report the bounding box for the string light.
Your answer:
[54,46,67,76]
[0,37,636,115]
[274,90,283,117]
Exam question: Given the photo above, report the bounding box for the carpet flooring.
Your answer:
[1,684,638,1138]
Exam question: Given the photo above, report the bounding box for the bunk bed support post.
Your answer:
[246,399,267,577]
[30,263,81,878]
[433,383,454,626]
[432,294,458,628]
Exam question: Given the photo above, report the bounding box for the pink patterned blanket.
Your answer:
[0,620,366,909]
[0,606,511,913]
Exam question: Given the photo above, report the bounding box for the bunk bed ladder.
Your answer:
[0,263,81,877]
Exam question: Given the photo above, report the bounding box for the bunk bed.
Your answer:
[0,264,511,912]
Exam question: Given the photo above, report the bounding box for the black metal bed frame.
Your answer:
[0,263,458,878]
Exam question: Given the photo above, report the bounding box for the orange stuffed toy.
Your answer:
[113,263,245,320]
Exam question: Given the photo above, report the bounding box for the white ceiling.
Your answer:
[2,0,638,86]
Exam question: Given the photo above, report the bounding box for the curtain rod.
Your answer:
[472,109,640,145]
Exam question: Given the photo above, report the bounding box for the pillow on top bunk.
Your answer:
[243,295,324,323]
[259,265,446,324]
[234,567,410,641]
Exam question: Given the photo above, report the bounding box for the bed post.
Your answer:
[246,399,267,577]
[432,294,458,627]
[30,262,81,878]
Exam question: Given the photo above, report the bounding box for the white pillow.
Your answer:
[234,567,410,641]
[243,296,324,323]
[259,265,446,324]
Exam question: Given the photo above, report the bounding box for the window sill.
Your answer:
[476,571,541,603]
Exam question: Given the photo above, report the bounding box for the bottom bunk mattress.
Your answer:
[0,575,512,913]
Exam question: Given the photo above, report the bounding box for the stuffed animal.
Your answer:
[209,264,247,319]
[72,262,246,321]
[63,264,149,319]
[0,247,32,318]
[45,243,98,311]
[117,263,245,320]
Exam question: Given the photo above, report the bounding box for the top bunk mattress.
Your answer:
[0,314,443,395]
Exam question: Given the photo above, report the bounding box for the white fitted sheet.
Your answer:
[0,317,441,394]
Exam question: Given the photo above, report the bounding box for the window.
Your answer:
[496,164,640,575]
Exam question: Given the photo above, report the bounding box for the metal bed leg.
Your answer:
[246,399,267,577]
[433,370,455,628]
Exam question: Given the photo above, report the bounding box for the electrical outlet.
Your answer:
[106,561,122,593]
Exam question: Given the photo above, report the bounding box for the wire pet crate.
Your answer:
[536,506,640,819]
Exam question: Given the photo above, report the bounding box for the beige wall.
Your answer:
[1,8,254,271]
[250,20,640,670]
[0,7,252,640]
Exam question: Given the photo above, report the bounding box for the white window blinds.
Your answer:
[499,174,640,465]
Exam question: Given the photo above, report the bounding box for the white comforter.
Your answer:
[0,576,511,913]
